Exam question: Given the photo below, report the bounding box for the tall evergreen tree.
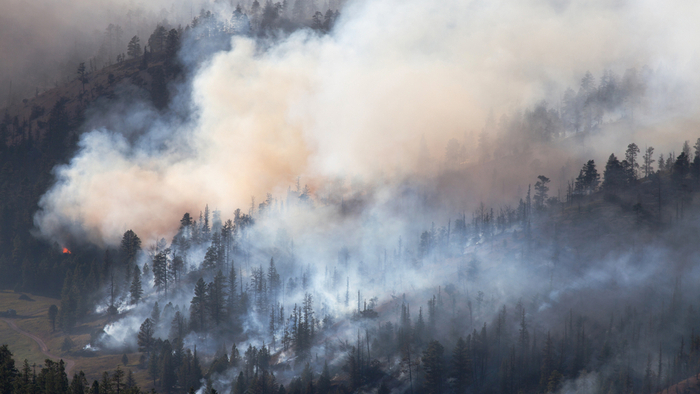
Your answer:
[190,278,208,332]
[423,340,445,394]
[129,265,143,304]
[451,337,471,394]
[137,318,155,355]
[120,230,142,285]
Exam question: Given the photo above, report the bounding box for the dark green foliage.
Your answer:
[451,337,471,394]
[208,270,227,326]
[603,153,627,192]
[190,278,208,332]
[317,361,331,394]
[37,359,69,394]
[112,366,125,394]
[148,25,167,53]
[0,345,17,394]
[120,230,141,285]
[127,36,141,58]
[422,340,445,394]
[574,160,600,195]
[129,265,143,304]
[533,175,550,210]
[137,318,155,354]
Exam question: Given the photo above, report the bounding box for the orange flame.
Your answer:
[62,248,71,254]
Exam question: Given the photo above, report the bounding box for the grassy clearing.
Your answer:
[0,319,45,366]
[0,290,155,388]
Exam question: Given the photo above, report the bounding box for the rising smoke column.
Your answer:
[34,0,700,247]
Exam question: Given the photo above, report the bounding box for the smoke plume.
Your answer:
[34,0,700,245]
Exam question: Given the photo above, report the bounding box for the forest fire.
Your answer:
[62,247,71,254]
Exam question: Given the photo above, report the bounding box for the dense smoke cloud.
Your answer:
[33,0,700,246]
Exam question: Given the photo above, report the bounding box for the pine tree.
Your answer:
[121,230,142,285]
[625,143,640,181]
[137,318,155,355]
[234,371,246,394]
[230,344,241,368]
[317,361,331,394]
[268,258,281,302]
[540,331,553,391]
[148,351,159,386]
[111,366,125,394]
[125,370,136,390]
[127,36,141,58]
[452,337,471,394]
[190,278,208,332]
[603,153,626,192]
[129,265,143,304]
[152,249,170,296]
[533,175,550,210]
[208,271,227,326]
[160,341,176,393]
[423,340,445,394]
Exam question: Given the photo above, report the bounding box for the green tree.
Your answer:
[317,361,331,394]
[127,36,141,58]
[137,318,155,355]
[129,265,143,305]
[112,366,125,394]
[208,271,227,326]
[451,337,471,394]
[0,345,17,394]
[423,340,445,394]
[643,147,655,178]
[603,153,626,192]
[233,371,246,394]
[120,230,142,285]
[152,249,170,296]
[625,143,640,181]
[160,341,175,394]
[575,160,600,195]
[148,26,167,53]
[164,29,180,77]
[533,175,550,210]
[125,370,136,390]
[267,258,281,301]
[190,278,208,332]
[148,352,159,386]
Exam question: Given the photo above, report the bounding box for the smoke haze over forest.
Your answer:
[25,0,700,247]
[5,0,700,393]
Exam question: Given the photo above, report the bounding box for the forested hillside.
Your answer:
[3,0,700,393]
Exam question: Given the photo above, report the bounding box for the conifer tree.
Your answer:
[137,318,155,355]
[190,278,208,332]
[317,361,331,394]
[129,265,143,304]
[452,337,471,394]
[423,340,445,394]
